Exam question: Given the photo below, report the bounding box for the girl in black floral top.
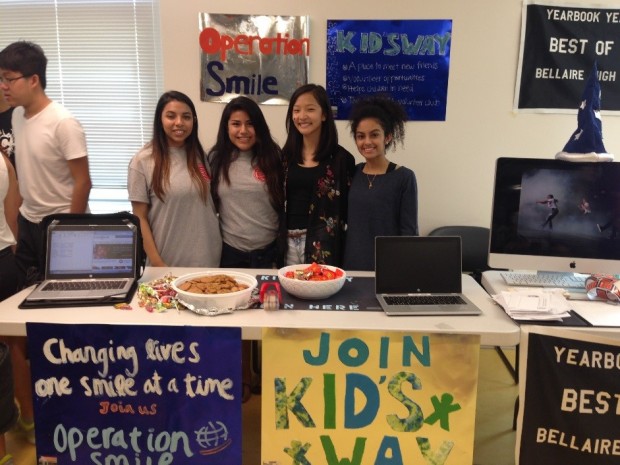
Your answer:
[282,84,355,266]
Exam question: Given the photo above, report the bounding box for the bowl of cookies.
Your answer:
[171,271,257,315]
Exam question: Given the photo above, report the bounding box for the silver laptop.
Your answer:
[375,236,482,316]
[24,221,138,302]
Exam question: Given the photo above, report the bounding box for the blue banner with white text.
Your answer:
[326,19,452,121]
[27,323,242,465]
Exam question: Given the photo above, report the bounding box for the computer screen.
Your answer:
[489,157,620,275]
[47,224,137,278]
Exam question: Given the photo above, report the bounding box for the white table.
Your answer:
[482,270,620,333]
[0,268,520,346]
[483,269,620,427]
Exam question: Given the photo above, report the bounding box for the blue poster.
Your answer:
[326,19,452,121]
[26,323,242,465]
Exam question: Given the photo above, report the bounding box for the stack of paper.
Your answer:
[492,288,572,320]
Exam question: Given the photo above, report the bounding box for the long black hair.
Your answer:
[150,90,208,202]
[282,84,339,164]
[207,96,284,211]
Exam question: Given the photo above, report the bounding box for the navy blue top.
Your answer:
[343,163,418,271]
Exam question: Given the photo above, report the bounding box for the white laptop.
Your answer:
[375,236,482,316]
[23,221,138,303]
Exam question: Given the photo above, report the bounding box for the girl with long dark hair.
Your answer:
[208,96,284,268]
[282,84,355,266]
[128,90,221,266]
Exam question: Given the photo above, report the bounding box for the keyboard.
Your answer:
[384,295,466,306]
[42,280,127,291]
[500,272,586,289]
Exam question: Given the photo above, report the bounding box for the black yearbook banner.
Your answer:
[515,1,620,113]
[517,326,620,465]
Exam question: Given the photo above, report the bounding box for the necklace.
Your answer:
[365,160,390,189]
[366,173,377,189]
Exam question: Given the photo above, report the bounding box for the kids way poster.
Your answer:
[515,1,620,112]
[261,328,480,465]
[199,13,309,105]
[27,323,242,465]
[326,19,452,121]
[516,326,620,465]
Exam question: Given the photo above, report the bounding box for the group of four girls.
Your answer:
[127,84,418,273]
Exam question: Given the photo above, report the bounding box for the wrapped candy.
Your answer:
[137,274,180,312]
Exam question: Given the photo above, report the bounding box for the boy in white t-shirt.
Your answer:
[0,42,92,459]
[0,41,92,285]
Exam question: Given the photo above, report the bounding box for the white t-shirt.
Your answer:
[12,101,88,223]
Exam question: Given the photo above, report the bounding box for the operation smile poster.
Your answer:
[515,1,620,112]
[261,329,480,465]
[517,326,620,465]
[27,323,242,465]
[199,14,309,105]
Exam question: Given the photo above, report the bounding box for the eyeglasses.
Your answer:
[0,75,29,86]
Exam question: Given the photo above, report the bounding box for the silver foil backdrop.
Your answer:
[199,14,310,105]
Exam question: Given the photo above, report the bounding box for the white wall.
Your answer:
[160,0,620,234]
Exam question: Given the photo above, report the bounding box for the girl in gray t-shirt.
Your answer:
[128,90,221,267]
[208,96,284,269]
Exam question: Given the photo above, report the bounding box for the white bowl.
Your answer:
[278,264,347,300]
[171,271,257,314]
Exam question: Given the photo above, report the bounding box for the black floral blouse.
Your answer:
[284,145,356,266]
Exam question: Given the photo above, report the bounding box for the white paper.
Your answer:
[492,288,572,320]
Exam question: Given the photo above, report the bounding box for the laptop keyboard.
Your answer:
[41,280,127,291]
[384,295,466,306]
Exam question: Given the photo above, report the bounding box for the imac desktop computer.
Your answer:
[489,157,620,289]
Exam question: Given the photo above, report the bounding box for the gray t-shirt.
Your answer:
[217,151,278,251]
[127,145,222,267]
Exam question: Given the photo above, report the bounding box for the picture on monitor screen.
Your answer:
[489,157,620,274]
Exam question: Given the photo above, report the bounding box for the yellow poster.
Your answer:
[261,328,480,465]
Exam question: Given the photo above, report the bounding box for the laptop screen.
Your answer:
[46,224,137,279]
[375,236,463,294]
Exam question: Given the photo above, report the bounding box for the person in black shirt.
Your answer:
[537,194,559,230]
[282,84,355,266]
[0,89,14,169]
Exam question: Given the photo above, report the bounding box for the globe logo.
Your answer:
[196,421,232,456]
